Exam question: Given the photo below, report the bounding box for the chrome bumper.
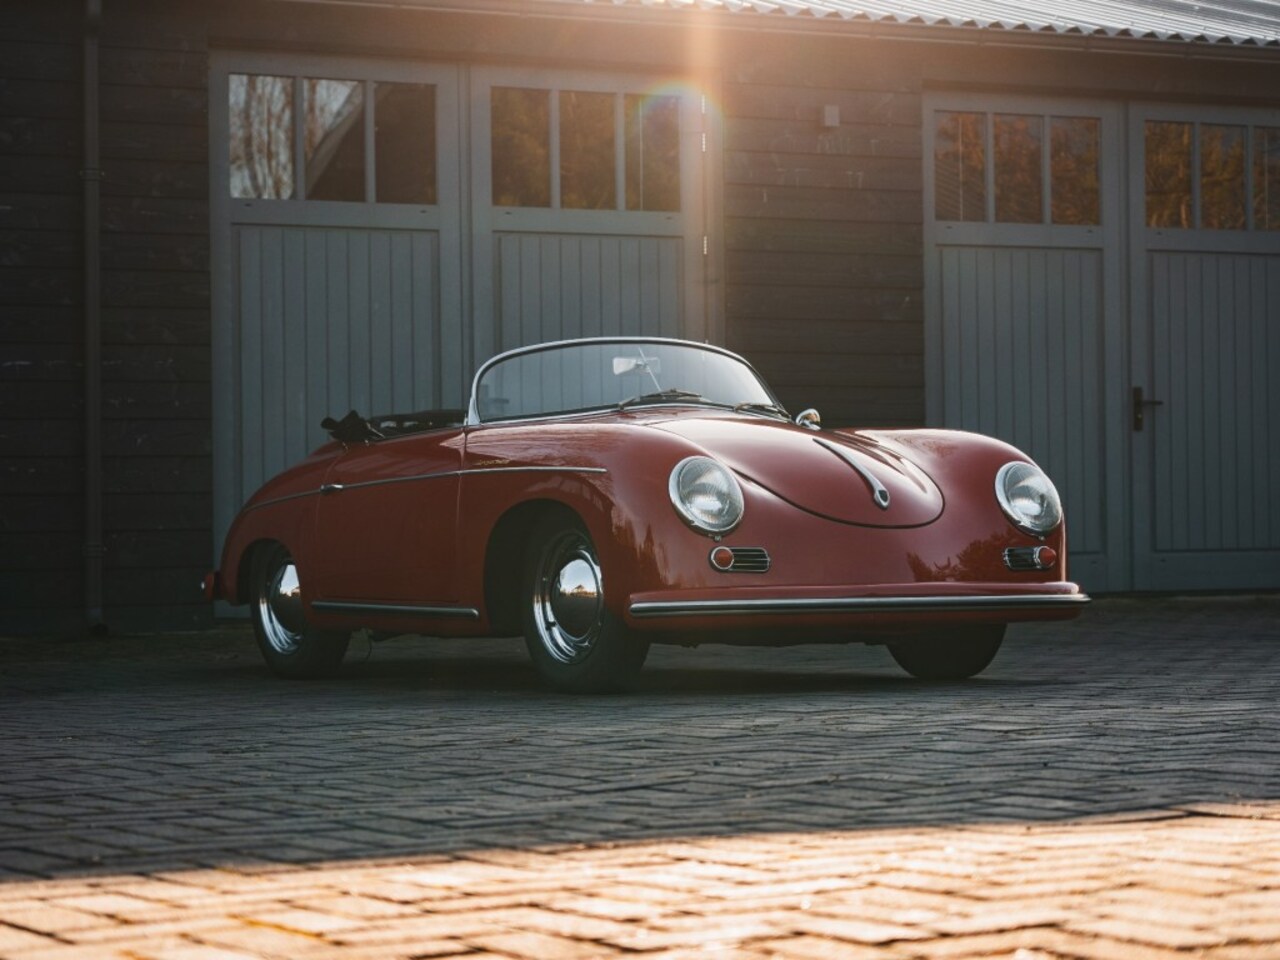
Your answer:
[629,592,1090,619]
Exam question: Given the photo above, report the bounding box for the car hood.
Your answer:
[647,415,944,527]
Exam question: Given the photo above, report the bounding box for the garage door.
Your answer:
[924,95,1129,592]
[927,94,1280,593]
[210,54,709,567]
[1130,105,1280,590]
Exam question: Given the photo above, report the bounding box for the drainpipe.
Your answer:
[83,0,105,635]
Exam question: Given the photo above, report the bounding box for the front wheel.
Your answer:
[521,514,648,692]
[888,625,1005,680]
[249,543,349,679]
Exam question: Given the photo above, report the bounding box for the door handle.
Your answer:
[1133,386,1163,431]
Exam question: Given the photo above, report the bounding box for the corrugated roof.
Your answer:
[571,0,1280,46]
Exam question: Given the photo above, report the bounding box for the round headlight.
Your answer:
[995,461,1063,537]
[669,456,744,535]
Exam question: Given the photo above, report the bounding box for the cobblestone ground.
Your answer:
[1,596,1279,960]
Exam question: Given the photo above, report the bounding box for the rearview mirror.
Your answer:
[795,407,821,431]
[612,355,662,377]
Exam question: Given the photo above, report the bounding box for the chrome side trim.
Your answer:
[629,593,1091,618]
[243,489,321,513]
[814,437,891,510]
[246,466,607,512]
[312,600,480,619]
[462,465,608,476]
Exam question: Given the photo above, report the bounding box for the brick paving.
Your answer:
[0,595,1278,959]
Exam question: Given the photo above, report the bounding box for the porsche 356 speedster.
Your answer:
[206,337,1087,690]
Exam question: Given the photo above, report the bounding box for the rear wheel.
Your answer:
[522,514,648,692]
[888,625,1005,680]
[249,543,349,679]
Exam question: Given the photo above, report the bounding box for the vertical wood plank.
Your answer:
[304,229,328,453]
[389,231,414,412]
[347,230,371,416]
[326,230,350,421]
[260,227,286,480]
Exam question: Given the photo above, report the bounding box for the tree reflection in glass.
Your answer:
[561,91,616,210]
[304,79,364,202]
[492,87,551,207]
[625,95,680,212]
[1050,117,1100,225]
[1200,124,1247,230]
[229,74,294,199]
[1146,121,1193,228]
[375,83,436,205]
[994,114,1043,223]
[935,112,986,222]
[1256,127,1280,230]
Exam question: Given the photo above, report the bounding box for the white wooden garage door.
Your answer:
[210,54,708,566]
[926,95,1280,593]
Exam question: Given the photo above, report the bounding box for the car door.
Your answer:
[311,430,464,604]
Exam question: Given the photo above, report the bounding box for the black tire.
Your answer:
[521,513,649,692]
[248,543,350,679]
[888,625,1005,680]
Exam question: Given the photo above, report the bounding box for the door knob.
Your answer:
[1133,386,1163,431]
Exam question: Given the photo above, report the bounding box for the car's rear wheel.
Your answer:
[522,513,649,692]
[888,625,1005,680]
[249,543,349,679]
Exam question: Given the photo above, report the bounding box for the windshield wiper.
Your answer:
[733,400,790,420]
[618,389,706,410]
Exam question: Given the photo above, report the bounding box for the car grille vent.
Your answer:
[717,547,771,573]
[1004,547,1050,571]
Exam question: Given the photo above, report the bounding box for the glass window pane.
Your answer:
[934,111,986,221]
[994,114,1043,223]
[229,74,294,199]
[375,83,436,205]
[1050,116,1100,225]
[1200,124,1247,230]
[1255,126,1280,230]
[1145,121,1192,228]
[491,87,551,208]
[305,78,365,202]
[625,94,680,212]
[560,91,616,210]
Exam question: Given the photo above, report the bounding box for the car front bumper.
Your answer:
[625,582,1088,632]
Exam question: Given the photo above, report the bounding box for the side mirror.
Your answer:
[795,408,821,431]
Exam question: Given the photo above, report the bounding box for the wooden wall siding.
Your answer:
[0,2,83,631]
[937,245,1106,560]
[97,3,210,632]
[494,234,683,354]
[719,42,925,428]
[223,225,448,551]
[1150,252,1280,553]
[1,0,212,633]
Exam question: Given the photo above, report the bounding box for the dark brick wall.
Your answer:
[0,0,212,634]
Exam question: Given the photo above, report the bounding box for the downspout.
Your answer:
[83,0,105,634]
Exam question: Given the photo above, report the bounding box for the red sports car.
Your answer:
[207,337,1087,690]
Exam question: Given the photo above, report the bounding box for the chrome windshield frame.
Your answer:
[465,336,782,427]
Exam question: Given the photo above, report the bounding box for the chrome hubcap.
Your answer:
[258,558,304,655]
[533,532,603,664]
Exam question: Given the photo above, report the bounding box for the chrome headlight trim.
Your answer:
[669,456,745,535]
[995,461,1063,537]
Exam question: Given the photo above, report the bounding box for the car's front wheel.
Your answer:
[521,514,649,692]
[888,625,1005,680]
[249,543,350,679]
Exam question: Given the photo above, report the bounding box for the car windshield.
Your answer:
[470,339,779,424]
